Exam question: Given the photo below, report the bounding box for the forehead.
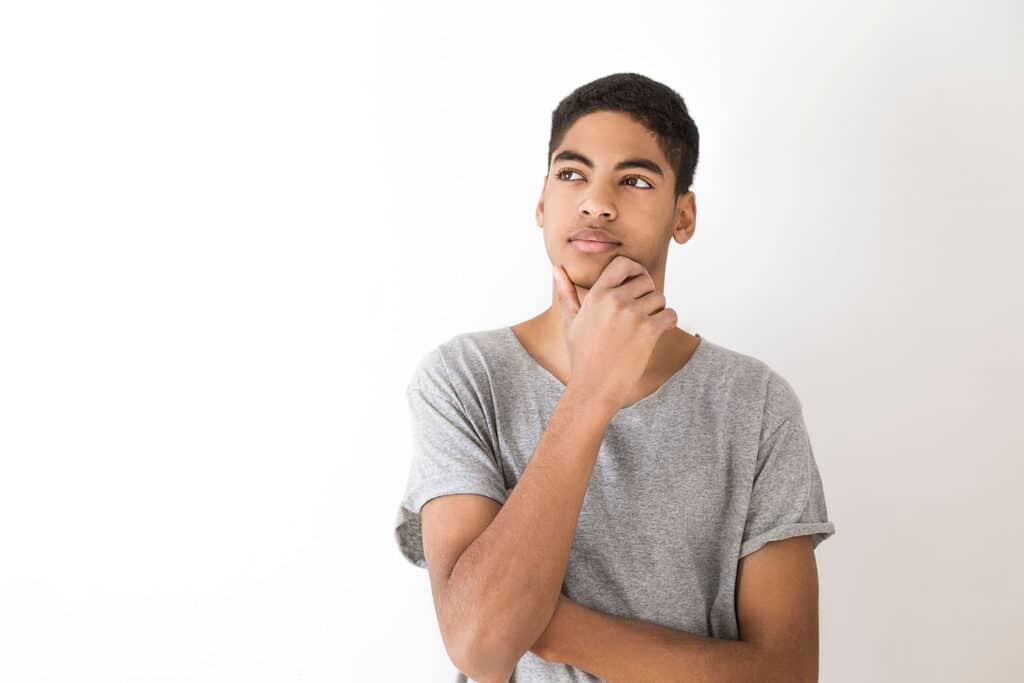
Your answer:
[553,110,666,165]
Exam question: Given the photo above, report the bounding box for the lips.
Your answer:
[569,228,622,244]
[571,239,619,254]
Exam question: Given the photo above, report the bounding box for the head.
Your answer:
[536,73,700,299]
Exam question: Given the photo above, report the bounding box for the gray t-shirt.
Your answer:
[394,325,835,682]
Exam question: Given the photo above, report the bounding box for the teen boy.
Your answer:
[395,72,835,683]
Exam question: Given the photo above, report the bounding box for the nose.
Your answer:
[579,201,616,221]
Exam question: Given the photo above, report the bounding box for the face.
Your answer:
[536,110,696,294]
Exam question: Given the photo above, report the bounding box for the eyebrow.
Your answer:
[551,149,665,178]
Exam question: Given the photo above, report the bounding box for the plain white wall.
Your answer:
[1,1,1020,681]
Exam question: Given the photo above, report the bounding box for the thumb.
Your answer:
[552,265,581,327]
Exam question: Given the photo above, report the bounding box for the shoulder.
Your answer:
[406,326,514,395]
[698,337,804,430]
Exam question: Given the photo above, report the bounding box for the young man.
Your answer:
[394,72,835,683]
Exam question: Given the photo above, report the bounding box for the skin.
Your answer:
[449,112,822,680]
[512,110,703,401]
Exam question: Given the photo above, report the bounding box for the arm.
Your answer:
[445,385,617,682]
[529,535,821,683]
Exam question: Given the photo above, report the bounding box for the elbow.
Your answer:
[451,626,521,683]
[457,661,515,683]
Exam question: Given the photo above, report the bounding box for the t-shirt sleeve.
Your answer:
[394,345,509,569]
[738,371,836,560]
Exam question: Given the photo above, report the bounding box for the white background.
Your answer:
[1,1,1021,681]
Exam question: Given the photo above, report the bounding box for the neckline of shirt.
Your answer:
[501,325,710,414]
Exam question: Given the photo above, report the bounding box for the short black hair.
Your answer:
[547,73,700,199]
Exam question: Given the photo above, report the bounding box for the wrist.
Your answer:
[532,594,573,664]
[562,382,619,421]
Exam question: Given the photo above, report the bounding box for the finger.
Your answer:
[592,255,648,292]
[650,306,678,331]
[621,272,657,299]
[635,289,667,316]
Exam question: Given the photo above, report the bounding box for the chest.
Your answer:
[498,418,747,567]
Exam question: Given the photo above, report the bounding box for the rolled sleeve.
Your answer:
[739,373,835,559]
[394,346,508,569]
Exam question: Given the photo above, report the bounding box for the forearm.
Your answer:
[535,596,778,683]
[447,385,616,676]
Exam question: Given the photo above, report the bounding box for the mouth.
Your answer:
[569,228,622,244]
[569,239,620,254]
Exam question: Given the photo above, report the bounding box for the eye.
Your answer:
[555,168,653,189]
[624,176,653,189]
[555,168,584,181]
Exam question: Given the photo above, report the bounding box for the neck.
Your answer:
[536,286,690,378]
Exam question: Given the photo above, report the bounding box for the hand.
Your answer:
[528,592,571,663]
[552,255,678,412]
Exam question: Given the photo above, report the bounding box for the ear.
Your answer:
[671,190,697,245]
[536,174,547,228]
